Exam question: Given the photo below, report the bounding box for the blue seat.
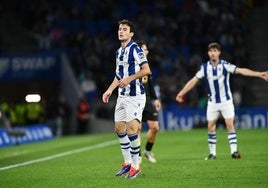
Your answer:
[85,20,97,37]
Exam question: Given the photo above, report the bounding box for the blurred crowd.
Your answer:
[0,95,73,136]
[10,0,253,109]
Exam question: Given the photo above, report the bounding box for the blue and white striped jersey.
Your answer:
[195,59,237,103]
[115,40,148,96]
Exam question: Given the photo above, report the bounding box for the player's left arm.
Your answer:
[119,63,151,88]
[235,68,268,81]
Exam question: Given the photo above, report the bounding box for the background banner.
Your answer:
[0,53,60,81]
[160,107,268,130]
[0,124,53,147]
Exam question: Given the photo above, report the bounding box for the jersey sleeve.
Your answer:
[133,45,148,66]
[195,65,205,79]
[223,62,237,74]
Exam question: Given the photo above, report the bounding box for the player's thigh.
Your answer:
[114,97,126,122]
[207,102,220,121]
[220,101,235,119]
[125,95,145,122]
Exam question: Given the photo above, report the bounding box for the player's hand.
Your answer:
[102,91,112,103]
[119,77,131,88]
[260,71,268,81]
[176,92,184,103]
[154,99,162,111]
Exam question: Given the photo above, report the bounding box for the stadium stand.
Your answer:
[1,0,267,131]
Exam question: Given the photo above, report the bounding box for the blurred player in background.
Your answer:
[136,40,162,163]
[102,19,150,179]
[176,42,268,160]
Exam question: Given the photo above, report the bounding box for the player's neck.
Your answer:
[121,38,131,48]
[210,59,219,66]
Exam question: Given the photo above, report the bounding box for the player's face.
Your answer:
[208,48,221,61]
[141,44,149,57]
[118,24,133,42]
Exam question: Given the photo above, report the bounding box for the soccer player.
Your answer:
[175,42,268,160]
[102,19,150,178]
[136,40,161,163]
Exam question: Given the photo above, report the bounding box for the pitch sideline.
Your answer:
[0,139,118,171]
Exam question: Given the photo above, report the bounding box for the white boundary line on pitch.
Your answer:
[0,139,118,171]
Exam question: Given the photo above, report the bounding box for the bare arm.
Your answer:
[118,63,151,88]
[102,76,119,103]
[235,68,268,81]
[176,77,199,103]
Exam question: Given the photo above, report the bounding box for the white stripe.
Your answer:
[0,139,118,171]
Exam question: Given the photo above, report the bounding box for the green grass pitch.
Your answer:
[0,128,268,188]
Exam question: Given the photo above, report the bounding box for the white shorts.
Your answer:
[207,100,235,121]
[114,94,146,122]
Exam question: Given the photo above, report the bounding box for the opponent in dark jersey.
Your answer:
[136,40,162,163]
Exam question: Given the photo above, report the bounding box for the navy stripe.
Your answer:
[117,132,127,138]
[229,137,237,141]
[222,63,230,100]
[203,64,212,102]
[121,142,130,146]
[212,66,221,103]
[204,63,208,78]
[118,61,124,95]
[119,65,124,79]
[208,134,216,139]
[122,146,131,149]
[128,133,138,141]
[229,142,237,144]
[120,88,126,96]
[228,132,236,135]
[119,48,125,61]
[128,46,136,96]
[131,146,140,150]
[130,151,140,155]
[208,141,216,144]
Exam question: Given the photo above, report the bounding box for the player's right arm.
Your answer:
[176,77,199,103]
[102,76,119,103]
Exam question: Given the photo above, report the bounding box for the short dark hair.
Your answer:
[208,42,221,51]
[135,40,146,47]
[118,19,136,33]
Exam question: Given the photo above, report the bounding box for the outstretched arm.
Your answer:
[176,77,199,103]
[102,76,119,103]
[235,68,268,81]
